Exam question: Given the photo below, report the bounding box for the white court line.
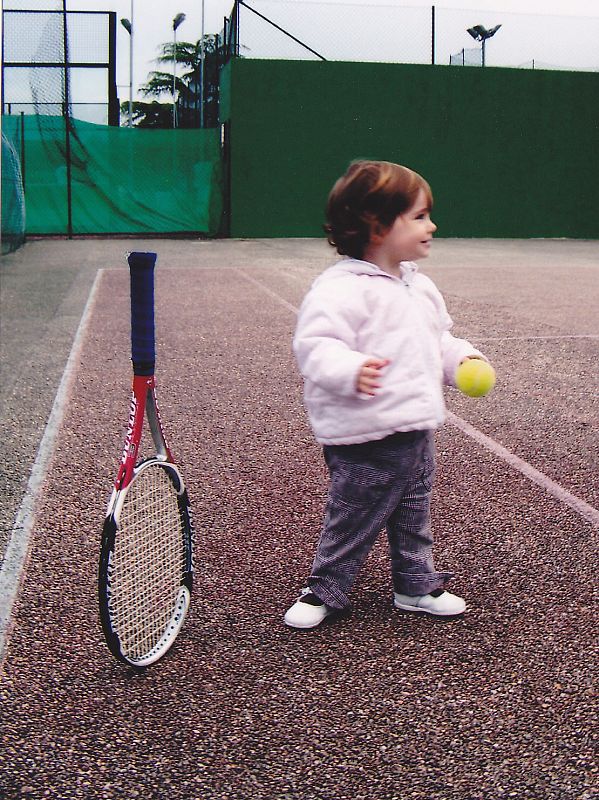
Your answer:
[0,269,105,667]
[477,334,599,342]
[237,268,300,314]
[237,269,599,529]
[447,412,599,528]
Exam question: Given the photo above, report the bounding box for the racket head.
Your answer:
[99,458,193,668]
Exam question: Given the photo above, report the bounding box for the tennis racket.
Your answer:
[98,251,193,668]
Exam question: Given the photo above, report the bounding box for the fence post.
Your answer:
[62,2,73,239]
[108,12,119,125]
[20,111,26,192]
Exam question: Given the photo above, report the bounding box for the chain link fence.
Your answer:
[227,1,599,72]
[2,7,118,125]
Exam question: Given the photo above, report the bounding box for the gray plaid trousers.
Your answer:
[308,430,453,609]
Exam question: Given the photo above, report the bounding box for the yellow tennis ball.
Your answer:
[455,359,496,397]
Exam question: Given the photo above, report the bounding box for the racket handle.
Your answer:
[128,251,157,376]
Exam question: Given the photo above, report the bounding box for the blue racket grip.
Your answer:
[128,251,157,376]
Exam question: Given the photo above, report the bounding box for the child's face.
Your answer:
[377,188,437,264]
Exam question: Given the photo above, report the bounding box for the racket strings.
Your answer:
[110,464,186,660]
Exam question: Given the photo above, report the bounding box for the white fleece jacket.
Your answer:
[293,258,485,445]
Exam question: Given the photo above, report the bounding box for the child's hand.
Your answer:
[460,355,485,364]
[357,357,390,396]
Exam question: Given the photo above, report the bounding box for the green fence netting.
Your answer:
[1,131,26,254]
[1,115,223,237]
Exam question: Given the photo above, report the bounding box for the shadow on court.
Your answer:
[0,237,597,800]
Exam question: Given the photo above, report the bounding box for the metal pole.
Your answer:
[200,0,205,128]
[238,0,325,60]
[173,27,177,128]
[171,14,185,128]
[62,0,73,239]
[1,15,5,115]
[20,111,26,193]
[482,38,486,67]
[431,5,435,65]
[129,0,133,125]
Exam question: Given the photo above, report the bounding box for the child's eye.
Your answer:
[412,208,431,221]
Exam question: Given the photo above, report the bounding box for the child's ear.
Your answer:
[370,222,387,245]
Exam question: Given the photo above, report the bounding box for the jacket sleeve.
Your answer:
[430,281,487,385]
[440,331,487,386]
[293,287,370,398]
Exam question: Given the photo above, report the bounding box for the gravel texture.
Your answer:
[0,239,597,800]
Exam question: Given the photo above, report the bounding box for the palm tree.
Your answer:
[123,100,174,128]
[122,35,221,128]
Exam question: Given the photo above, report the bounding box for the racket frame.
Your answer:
[114,373,171,495]
[98,254,193,668]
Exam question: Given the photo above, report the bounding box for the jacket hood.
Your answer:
[313,258,419,288]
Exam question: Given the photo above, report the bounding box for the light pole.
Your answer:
[172,12,186,128]
[467,24,502,67]
[199,0,205,128]
[120,4,133,126]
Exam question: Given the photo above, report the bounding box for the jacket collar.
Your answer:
[325,258,419,282]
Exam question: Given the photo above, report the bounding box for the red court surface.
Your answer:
[0,238,597,800]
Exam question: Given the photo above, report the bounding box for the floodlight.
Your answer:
[465,23,502,66]
[173,13,186,31]
[467,24,502,42]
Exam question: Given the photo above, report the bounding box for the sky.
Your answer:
[5,0,599,104]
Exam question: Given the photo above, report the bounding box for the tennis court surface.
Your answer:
[1,237,597,799]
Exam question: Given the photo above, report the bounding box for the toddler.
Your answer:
[284,160,490,629]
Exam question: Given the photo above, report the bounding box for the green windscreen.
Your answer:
[1,115,223,237]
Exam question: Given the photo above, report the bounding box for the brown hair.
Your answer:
[324,160,433,259]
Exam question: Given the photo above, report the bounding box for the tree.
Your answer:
[123,100,173,128]
[121,35,221,128]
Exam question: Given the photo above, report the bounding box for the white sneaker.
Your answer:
[393,589,466,617]
[284,588,333,629]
